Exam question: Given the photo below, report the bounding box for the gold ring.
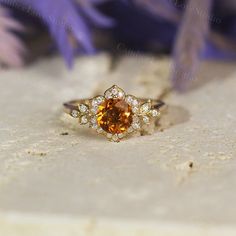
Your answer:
[63,85,166,142]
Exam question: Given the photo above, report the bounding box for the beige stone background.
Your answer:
[0,54,235,236]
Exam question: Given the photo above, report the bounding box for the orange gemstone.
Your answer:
[97,99,133,134]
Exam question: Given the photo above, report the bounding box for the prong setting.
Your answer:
[71,110,79,118]
[66,85,163,142]
[78,104,89,113]
[105,85,125,99]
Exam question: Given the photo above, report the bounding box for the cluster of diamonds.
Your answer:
[70,85,160,142]
[70,103,90,125]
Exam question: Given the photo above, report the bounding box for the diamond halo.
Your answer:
[65,85,164,142]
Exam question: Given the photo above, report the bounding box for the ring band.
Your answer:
[63,85,166,142]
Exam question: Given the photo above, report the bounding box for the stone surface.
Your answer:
[0,54,236,236]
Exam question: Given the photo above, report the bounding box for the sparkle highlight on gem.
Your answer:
[97,99,133,134]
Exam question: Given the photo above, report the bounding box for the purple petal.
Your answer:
[171,0,213,91]
[0,0,111,66]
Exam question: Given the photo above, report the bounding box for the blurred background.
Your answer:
[0,0,236,90]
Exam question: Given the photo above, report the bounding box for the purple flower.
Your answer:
[1,0,236,91]
[0,0,114,67]
[112,0,236,90]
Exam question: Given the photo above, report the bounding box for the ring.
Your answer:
[63,85,166,142]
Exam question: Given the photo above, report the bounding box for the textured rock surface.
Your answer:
[0,54,236,236]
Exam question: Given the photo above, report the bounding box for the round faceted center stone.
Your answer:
[97,99,133,134]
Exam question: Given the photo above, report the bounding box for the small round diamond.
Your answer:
[140,103,151,114]
[91,106,98,114]
[132,99,139,106]
[112,88,118,95]
[80,115,88,124]
[90,116,97,124]
[143,116,150,124]
[151,109,160,117]
[79,104,88,113]
[105,91,112,99]
[105,85,126,99]
[125,95,133,104]
[117,91,124,98]
[92,100,98,107]
[71,110,79,118]
[132,122,140,130]
[92,96,104,107]
[97,96,104,104]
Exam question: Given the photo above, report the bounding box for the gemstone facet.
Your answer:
[97,99,133,134]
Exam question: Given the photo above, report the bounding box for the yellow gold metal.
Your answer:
[63,85,166,142]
